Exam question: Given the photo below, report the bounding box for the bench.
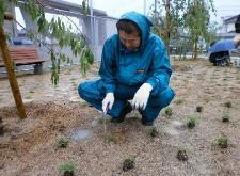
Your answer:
[0,47,45,74]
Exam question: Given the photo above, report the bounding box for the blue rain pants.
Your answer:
[78,79,175,122]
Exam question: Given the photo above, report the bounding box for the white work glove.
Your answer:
[131,83,153,110]
[102,93,114,114]
[234,34,240,46]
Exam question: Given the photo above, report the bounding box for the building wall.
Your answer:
[218,15,239,40]
[80,16,117,61]
[222,23,235,33]
[95,17,117,61]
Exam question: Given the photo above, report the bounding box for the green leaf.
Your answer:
[79,47,94,75]
[59,37,64,48]
[85,47,94,64]
[66,57,70,64]
[0,1,5,27]
[60,53,66,62]
[37,14,46,33]
[70,36,75,50]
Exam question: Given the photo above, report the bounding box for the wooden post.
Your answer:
[165,0,171,53]
[0,24,27,118]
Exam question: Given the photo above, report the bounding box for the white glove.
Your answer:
[102,93,114,114]
[131,83,153,110]
[234,34,240,46]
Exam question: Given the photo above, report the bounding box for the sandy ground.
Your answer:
[0,60,240,176]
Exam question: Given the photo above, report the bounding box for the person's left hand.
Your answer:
[131,83,153,110]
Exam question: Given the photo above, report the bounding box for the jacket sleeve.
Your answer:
[98,38,116,94]
[146,38,172,95]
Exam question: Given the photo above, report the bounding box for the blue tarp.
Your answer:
[208,40,236,53]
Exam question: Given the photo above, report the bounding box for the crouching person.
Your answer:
[78,12,175,126]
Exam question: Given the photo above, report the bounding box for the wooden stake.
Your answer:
[0,27,27,118]
[165,0,171,53]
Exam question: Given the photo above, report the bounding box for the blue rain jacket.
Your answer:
[99,12,172,96]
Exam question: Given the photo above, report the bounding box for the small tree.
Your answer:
[149,0,187,51]
[0,0,94,118]
[185,0,215,59]
[1,0,94,84]
[149,0,215,58]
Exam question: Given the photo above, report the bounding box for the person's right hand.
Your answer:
[102,93,114,114]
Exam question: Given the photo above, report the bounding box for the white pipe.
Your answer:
[144,0,146,15]
[90,0,94,43]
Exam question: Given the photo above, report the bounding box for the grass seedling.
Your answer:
[222,114,230,123]
[57,138,69,148]
[176,149,188,161]
[59,162,75,176]
[123,158,134,172]
[187,115,197,129]
[148,127,158,138]
[217,136,228,148]
[164,107,173,117]
[196,106,203,113]
[224,101,231,108]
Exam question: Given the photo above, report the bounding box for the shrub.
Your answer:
[196,106,203,113]
[57,138,69,148]
[176,149,188,161]
[187,115,198,129]
[164,107,173,117]
[217,136,228,148]
[59,162,75,176]
[222,114,230,123]
[148,127,158,138]
[224,102,231,108]
[123,158,134,172]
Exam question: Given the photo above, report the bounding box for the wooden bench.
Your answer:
[0,47,45,74]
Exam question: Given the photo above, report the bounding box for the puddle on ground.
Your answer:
[172,121,187,131]
[69,128,93,142]
[162,126,179,135]
[22,98,34,103]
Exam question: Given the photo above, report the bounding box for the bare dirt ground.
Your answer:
[0,60,239,176]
